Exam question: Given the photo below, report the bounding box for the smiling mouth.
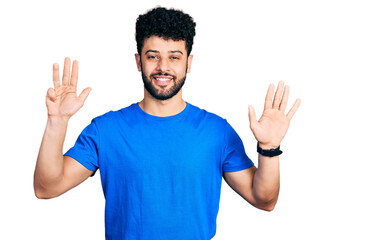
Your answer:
[152,74,175,86]
[155,77,171,82]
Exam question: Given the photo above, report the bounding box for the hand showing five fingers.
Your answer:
[46,57,91,120]
[248,81,301,149]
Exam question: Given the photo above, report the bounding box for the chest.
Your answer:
[98,122,223,180]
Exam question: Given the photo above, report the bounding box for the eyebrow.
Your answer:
[144,50,184,55]
[170,50,184,55]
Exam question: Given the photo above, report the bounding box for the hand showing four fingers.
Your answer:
[46,57,91,120]
[248,81,301,149]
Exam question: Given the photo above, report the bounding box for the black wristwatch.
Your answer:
[257,142,283,157]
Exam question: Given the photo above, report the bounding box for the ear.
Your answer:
[135,53,142,72]
[186,55,193,73]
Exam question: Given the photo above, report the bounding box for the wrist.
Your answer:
[47,115,70,127]
[257,142,283,157]
[258,142,279,150]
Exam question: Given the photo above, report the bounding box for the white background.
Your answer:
[1,0,367,239]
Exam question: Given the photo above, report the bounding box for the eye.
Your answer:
[147,55,158,60]
[171,56,180,60]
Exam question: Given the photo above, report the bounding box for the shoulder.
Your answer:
[90,103,137,126]
[186,102,228,130]
[189,102,227,122]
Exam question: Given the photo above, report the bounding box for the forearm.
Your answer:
[34,117,69,195]
[246,81,300,210]
[252,153,280,210]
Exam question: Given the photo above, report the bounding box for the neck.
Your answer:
[138,90,186,117]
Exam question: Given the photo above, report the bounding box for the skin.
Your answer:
[34,58,93,199]
[224,82,301,211]
[135,36,193,117]
[34,36,301,213]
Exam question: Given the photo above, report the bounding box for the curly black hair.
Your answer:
[135,7,196,56]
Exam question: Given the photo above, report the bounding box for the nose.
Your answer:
[156,58,169,73]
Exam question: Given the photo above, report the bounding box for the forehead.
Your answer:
[142,36,187,54]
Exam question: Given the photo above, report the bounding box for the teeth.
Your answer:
[156,78,171,82]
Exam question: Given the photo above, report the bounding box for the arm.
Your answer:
[223,81,301,211]
[34,57,92,199]
[223,156,279,211]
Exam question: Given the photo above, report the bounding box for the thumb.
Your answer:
[46,88,56,101]
[78,87,92,103]
[248,105,258,130]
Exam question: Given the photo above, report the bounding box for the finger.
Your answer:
[264,83,275,111]
[62,57,71,86]
[272,80,285,109]
[248,105,258,130]
[53,63,60,90]
[279,85,289,112]
[78,87,92,104]
[286,98,301,121]
[70,60,79,88]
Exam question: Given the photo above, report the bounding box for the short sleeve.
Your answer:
[222,121,254,172]
[64,119,99,172]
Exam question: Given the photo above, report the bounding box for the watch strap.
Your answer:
[257,142,283,157]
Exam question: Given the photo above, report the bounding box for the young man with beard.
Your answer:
[34,7,301,240]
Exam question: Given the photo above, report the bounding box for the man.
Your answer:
[34,7,301,240]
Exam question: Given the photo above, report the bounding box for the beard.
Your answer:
[141,63,187,101]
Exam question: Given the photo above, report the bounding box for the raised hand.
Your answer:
[46,57,91,120]
[248,81,301,149]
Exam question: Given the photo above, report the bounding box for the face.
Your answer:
[135,36,193,100]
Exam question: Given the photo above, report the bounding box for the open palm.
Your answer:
[46,57,91,119]
[248,81,301,149]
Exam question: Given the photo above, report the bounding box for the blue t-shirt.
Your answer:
[65,102,254,240]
